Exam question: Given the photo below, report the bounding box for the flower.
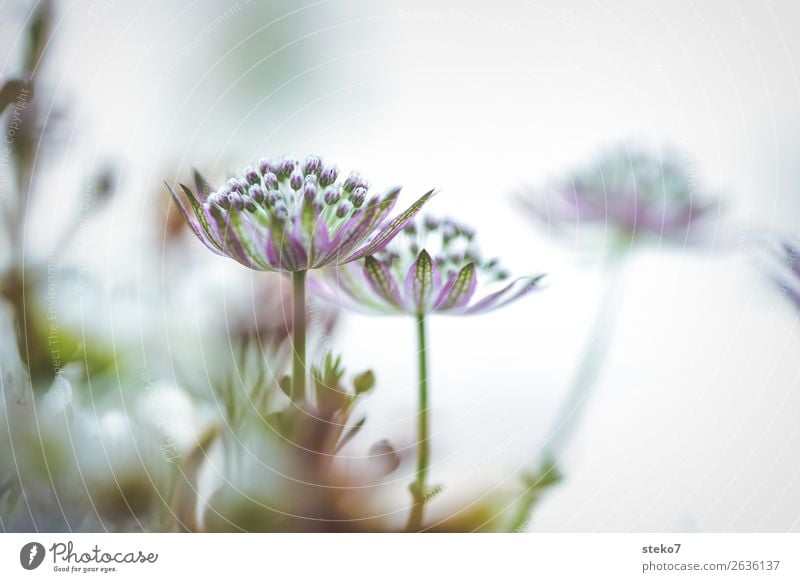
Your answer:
[311,215,545,315]
[519,145,717,246]
[167,155,433,272]
[774,242,800,311]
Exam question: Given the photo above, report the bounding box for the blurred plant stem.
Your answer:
[543,251,628,461]
[291,270,307,402]
[407,313,430,532]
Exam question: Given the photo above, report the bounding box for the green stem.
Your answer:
[291,270,307,403]
[543,257,627,459]
[407,313,430,532]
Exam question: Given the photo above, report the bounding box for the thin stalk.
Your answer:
[543,257,627,459]
[407,313,430,532]
[291,270,307,403]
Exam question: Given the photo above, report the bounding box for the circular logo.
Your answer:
[19,542,45,570]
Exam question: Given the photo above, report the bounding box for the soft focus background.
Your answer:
[1,0,799,531]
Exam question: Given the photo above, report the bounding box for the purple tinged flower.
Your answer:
[167,157,433,272]
[312,215,545,315]
[519,145,717,246]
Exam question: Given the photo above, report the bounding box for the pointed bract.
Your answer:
[311,215,544,316]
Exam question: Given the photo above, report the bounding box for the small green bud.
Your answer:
[353,370,375,395]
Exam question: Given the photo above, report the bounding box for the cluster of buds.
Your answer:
[168,155,432,272]
[312,214,544,316]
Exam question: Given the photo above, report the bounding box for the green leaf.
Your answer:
[334,416,366,454]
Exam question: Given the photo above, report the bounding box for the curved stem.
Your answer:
[543,258,627,459]
[291,270,307,403]
[407,313,430,532]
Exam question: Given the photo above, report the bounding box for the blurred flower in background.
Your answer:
[517,144,722,501]
[519,144,719,252]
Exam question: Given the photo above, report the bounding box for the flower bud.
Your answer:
[243,166,259,184]
[336,201,352,218]
[323,186,342,205]
[303,182,317,201]
[248,184,265,203]
[227,178,243,193]
[263,172,278,190]
[257,158,271,175]
[290,170,304,191]
[343,172,361,192]
[303,155,322,176]
[241,195,258,212]
[353,370,375,395]
[319,165,339,187]
[350,186,367,208]
[272,202,289,221]
[280,157,296,177]
[227,191,244,211]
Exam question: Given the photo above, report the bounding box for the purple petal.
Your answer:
[344,189,435,262]
[434,262,478,312]
[462,274,546,315]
